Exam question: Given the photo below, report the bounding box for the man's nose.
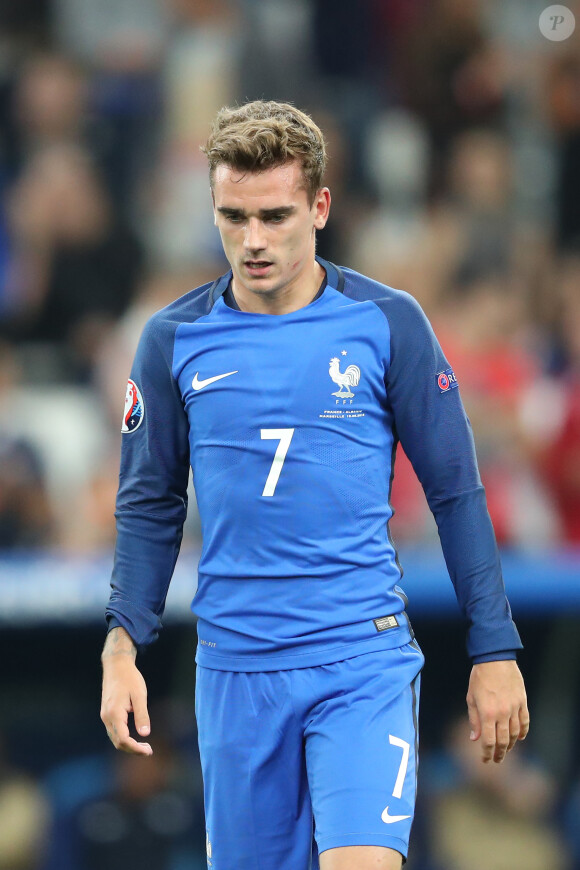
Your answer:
[244,217,266,252]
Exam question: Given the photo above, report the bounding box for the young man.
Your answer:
[101,101,529,870]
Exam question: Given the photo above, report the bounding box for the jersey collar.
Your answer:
[207,256,344,308]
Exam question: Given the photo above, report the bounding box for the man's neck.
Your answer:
[232,260,326,315]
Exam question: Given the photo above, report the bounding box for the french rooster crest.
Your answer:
[329,357,361,398]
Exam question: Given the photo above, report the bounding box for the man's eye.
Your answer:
[267,214,286,223]
[227,214,243,223]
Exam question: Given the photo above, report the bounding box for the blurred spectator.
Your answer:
[401,0,507,197]
[150,0,240,265]
[310,0,382,192]
[0,341,53,548]
[0,433,52,550]
[238,0,315,108]
[13,54,87,165]
[522,257,580,542]
[548,34,580,252]
[52,0,167,69]
[0,336,114,550]
[2,143,143,379]
[423,713,570,870]
[349,108,434,311]
[425,128,516,301]
[57,451,120,553]
[434,277,558,546]
[307,107,355,265]
[0,731,50,869]
[390,271,557,548]
[43,706,205,870]
[0,53,89,318]
[88,57,163,227]
[10,49,163,227]
[0,59,22,189]
[564,773,580,868]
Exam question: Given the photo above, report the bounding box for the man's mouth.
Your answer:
[245,259,273,274]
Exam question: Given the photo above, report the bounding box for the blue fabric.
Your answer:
[106,257,522,664]
[195,643,424,869]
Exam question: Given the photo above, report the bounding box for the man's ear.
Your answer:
[313,188,331,231]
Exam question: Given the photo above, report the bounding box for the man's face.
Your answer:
[212,160,330,304]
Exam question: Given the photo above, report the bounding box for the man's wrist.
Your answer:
[101,626,137,663]
[471,650,517,665]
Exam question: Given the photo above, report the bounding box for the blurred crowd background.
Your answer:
[0,0,579,867]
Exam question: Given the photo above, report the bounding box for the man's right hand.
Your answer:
[100,626,153,756]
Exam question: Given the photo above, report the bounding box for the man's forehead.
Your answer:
[212,161,308,203]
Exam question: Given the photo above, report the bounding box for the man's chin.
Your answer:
[235,275,280,297]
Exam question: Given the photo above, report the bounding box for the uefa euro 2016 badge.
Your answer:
[436,368,458,394]
[122,378,144,432]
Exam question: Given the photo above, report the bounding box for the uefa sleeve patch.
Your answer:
[122,378,145,432]
[436,368,458,393]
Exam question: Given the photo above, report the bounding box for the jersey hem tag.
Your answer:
[373,615,399,632]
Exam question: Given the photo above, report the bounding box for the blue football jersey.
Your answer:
[106,258,522,669]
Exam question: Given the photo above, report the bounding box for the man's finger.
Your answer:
[117,736,153,756]
[480,719,496,763]
[107,715,129,748]
[466,696,481,741]
[106,717,153,755]
[494,719,510,763]
[132,695,151,737]
[519,706,530,740]
[507,712,521,752]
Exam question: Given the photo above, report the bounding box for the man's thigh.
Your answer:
[303,643,423,864]
[195,665,317,870]
[320,845,402,870]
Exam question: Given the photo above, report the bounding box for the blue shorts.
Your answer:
[195,642,424,869]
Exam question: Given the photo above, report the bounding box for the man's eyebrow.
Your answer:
[217,207,243,216]
[216,206,296,218]
[260,206,296,218]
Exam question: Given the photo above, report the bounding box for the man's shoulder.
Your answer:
[338,264,424,319]
[338,264,417,307]
[150,278,221,326]
[142,274,228,345]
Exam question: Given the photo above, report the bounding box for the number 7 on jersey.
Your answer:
[261,428,295,497]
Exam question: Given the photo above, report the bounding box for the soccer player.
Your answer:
[101,101,529,870]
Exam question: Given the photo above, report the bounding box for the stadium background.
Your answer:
[0,0,579,867]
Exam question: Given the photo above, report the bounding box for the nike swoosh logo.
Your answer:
[381,806,411,824]
[192,371,238,391]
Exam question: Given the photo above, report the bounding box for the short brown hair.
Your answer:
[202,100,327,205]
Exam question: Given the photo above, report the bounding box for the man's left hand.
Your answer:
[466,659,529,764]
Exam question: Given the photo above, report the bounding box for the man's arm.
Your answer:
[100,626,152,756]
[383,290,529,762]
[106,314,191,648]
[102,313,190,751]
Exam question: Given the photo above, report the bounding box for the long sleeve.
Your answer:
[106,313,191,647]
[383,291,522,662]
